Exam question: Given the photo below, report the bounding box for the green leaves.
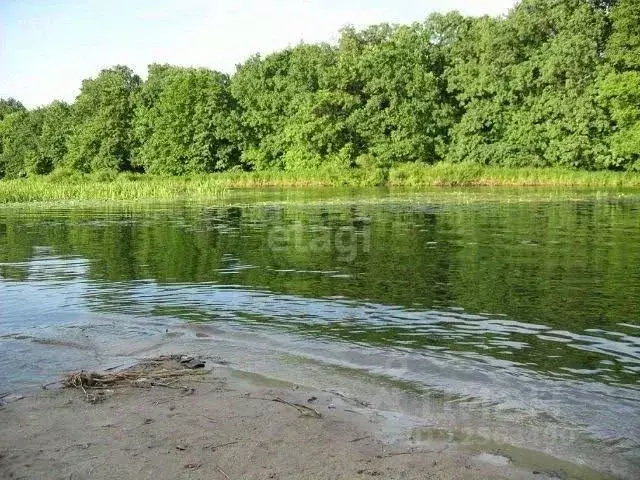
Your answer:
[0,98,25,122]
[0,101,73,178]
[133,65,239,175]
[598,0,640,169]
[1,0,640,177]
[447,0,612,169]
[231,45,341,170]
[64,66,141,173]
[605,0,640,70]
[38,101,73,174]
[0,110,40,178]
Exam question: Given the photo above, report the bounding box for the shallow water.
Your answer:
[1,189,639,477]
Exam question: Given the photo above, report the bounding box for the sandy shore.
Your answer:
[0,356,618,480]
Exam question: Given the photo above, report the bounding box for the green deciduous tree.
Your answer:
[0,98,27,178]
[0,110,39,178]
[133,65,239,175]
[64,66,141,173]
[2,0,640,178]
[599,0,640,169]
[0,98,25,122]
[0,100,73,178]
[231,44,342,170]
[37,101,73,174]
[340,18,460,167]
[447,0,611,169]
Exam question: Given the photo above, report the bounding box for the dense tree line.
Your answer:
[1,0,639,179]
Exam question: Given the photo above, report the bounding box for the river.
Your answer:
[1,188,639,478]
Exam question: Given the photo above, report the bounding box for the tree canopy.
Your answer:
[63,66,141,173]
[598,0,640,169]
[133,65,239,174]
[1,0,639,179]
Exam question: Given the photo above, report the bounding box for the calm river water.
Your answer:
[1,189,639,477]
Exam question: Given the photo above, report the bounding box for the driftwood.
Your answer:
[246,395,322,418]
[61,355,206,403]
[272,397,322,418]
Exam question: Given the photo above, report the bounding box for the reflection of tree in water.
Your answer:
[0,200,639,385]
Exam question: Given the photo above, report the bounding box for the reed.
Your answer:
[388,163,640,187]
[1,164,639,204]
[0,173,228,204]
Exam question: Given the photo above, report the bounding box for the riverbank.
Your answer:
[1,164,640,203]
[0,356,614,480]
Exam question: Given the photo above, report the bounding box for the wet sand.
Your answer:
[0,357,619,480]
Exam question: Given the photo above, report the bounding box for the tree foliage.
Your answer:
[0,0,639,179]
[447,0,611,168]
[598,0,640,169]
[0,98,25,122]
[0,109,42,178]
[0,101,73,178]
[0,98,27,177]
[133,65,240,174]
[64,66,141,173]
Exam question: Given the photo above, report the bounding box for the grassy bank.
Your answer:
[1,164,640,203]
[0,174,228,204]
[387,163,640,187]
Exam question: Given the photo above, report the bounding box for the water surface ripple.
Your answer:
[1,191,639,477]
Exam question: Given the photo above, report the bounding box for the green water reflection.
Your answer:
[1,190,639,386]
